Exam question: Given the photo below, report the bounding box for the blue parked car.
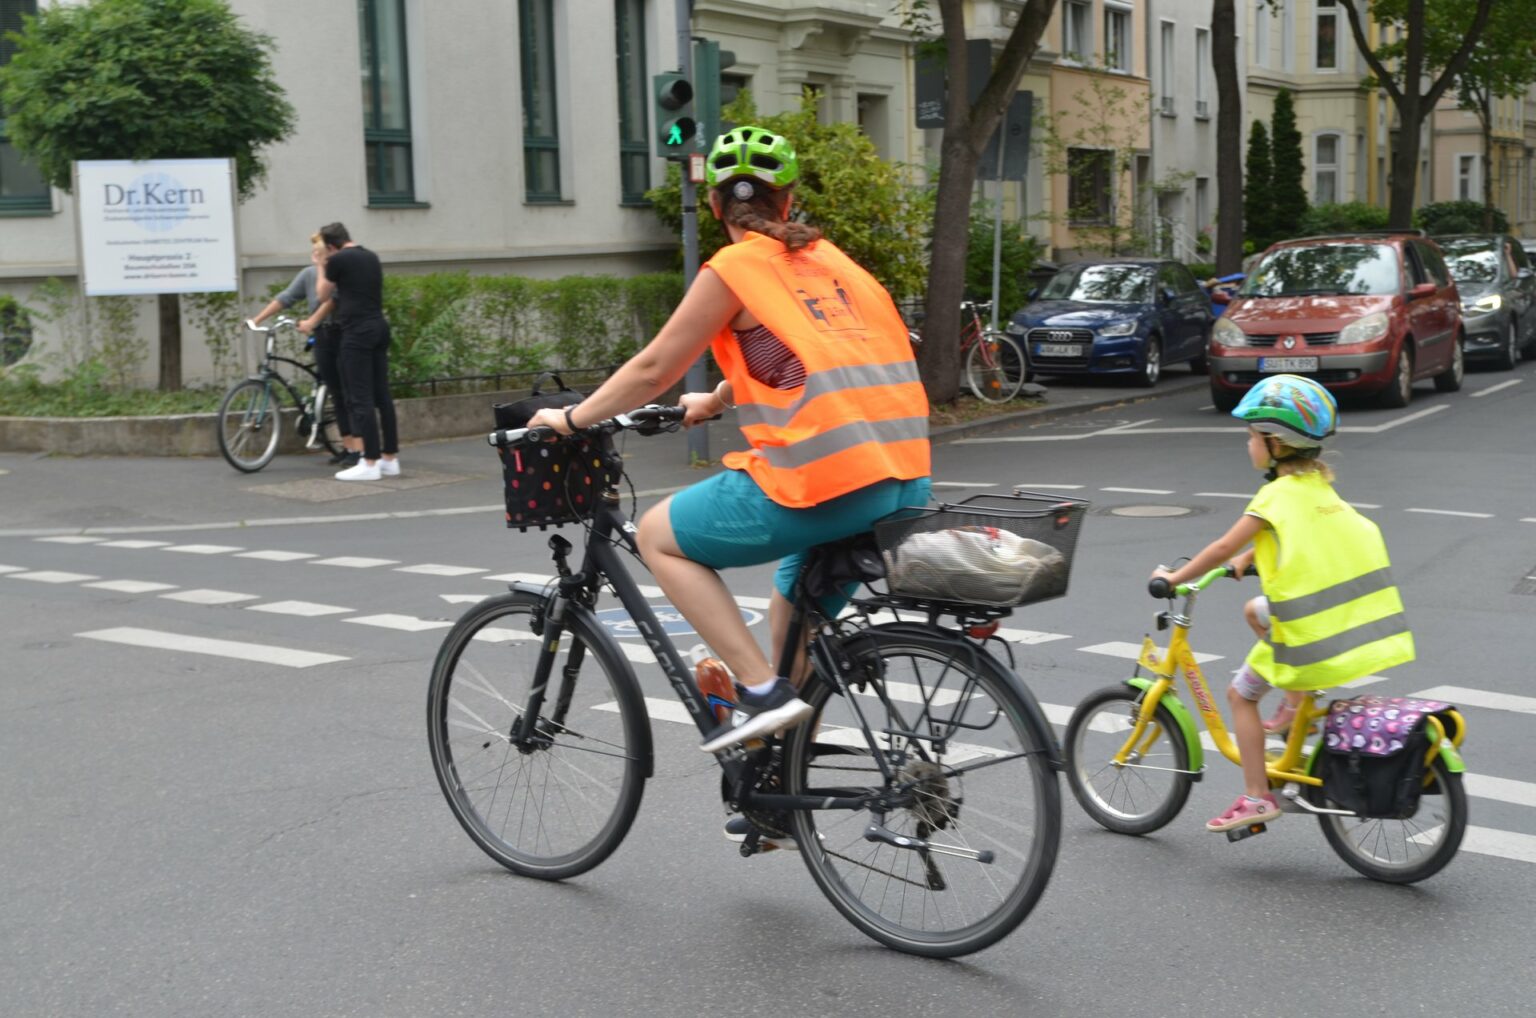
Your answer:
[1005,258,1214,386]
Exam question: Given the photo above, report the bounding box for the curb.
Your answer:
[929,375,1208,443]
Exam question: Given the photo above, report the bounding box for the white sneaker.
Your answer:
[379,458,400,477]
[335,460,382,481]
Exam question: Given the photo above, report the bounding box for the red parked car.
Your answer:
[1207,231,1465,409]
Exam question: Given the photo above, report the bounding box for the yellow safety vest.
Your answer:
[1244,472,1415,689]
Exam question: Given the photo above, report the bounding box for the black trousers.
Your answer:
[338,318,398,460]
[312,323,351,437]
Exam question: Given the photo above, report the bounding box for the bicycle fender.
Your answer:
[1125,677,1204,776]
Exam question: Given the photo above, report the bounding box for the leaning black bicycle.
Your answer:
[216,317,341,472]
[427,406,1084,957]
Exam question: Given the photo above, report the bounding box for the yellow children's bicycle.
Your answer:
[1063,565,1469,884]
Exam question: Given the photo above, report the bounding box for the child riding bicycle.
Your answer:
[1150,374,1415,832]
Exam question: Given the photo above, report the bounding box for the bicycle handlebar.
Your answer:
[487,404,696,449]
[245,316,296,334]
[1148,564,1238,599]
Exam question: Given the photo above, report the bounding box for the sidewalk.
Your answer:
[0,374,1206,536]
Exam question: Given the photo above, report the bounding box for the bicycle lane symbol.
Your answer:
[595,604,764,639]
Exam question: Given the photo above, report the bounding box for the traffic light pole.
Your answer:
[676,2,709,465]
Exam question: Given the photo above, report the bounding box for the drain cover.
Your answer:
[1109,504,1195,518]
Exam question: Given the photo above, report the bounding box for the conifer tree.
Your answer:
[1244,120,1274,252]
[1269,89,1309,236]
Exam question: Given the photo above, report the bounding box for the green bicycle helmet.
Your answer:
[1231,373,1338,449]
[706,126,799,189]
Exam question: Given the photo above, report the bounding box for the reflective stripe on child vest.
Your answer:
[705,233,930,508]
[1244,477,1414,689]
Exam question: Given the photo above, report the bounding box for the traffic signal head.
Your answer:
[653,72,697,160]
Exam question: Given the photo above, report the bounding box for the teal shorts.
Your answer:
[668,469,932,608]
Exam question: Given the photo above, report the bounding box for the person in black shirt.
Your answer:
[317,222,400,480]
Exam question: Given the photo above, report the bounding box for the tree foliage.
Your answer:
[1298,201,1391,236]
[645,90,933,302]
[0,0,296,200]
[1243,120,1274,252]
[1414,200,1509,236]
[1269,90,1308,231]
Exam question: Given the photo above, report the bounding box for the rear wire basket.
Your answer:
[872,491,1090,608]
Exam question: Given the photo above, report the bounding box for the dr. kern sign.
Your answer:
[74,158,239,297]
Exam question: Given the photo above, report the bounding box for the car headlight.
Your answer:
[1005,321,1025,335]
[1212,316,1247,346]
[1338,311,1390,345]
[1097,320,1138,337]
[1460,293,1502,314]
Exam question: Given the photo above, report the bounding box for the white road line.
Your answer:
[1340,674,1390,688]
[160,589,261,605]
[164,544,244,555]
[97,539,172,549]
[617,643,657,664]
[395,563,488,576]
[1470,379,1523,398]
[1101,487,1175,495]
[440,594,489,604]
[1405,508,1494,519]
[483,571,555,585]
[8,570,99,584]
[998,626,1072,645]
[1458,827,1536,866]
[36,535,105,544]
[247,600,353,617]
[1346,502,1382,510]
[735,595,773,610]
[0,564,26,574]
[310,556,399,568]
[1078,641,1223,665]
[1409,685,1536,716]
[77,627,347,668]
[1194,492,1252,499]
[470,626,540,643]
[1017,484,1086,490]
[343,613,453,632]
[235,550,317,562]
[1339,404,1449,433]
[932,481,1000,489]
[1524,518,1536,524]
[85,579,178,594]
[1464,774,1536,810]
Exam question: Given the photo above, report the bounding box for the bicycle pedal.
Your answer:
[1225,821,1268,843]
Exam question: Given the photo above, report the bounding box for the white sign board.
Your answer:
[74,158,239,296]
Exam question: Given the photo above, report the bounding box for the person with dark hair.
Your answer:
[528,127,931,814]
[316,222,400,481]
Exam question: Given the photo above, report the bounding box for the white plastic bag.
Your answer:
[884,525,1067,606]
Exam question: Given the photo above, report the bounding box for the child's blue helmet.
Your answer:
[1231,374,1338,448]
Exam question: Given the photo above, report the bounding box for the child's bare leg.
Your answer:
[1228,684,1272,798]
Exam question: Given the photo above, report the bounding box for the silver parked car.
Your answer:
[1439,234,1536,369]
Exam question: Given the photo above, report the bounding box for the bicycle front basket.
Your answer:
[872,491,1090,608]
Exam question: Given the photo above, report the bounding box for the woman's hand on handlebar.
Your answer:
[527,407,574,437]
[680,390,724,428]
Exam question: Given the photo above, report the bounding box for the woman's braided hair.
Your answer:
[714,178,822,252]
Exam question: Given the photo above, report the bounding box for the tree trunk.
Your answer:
[1211,0,1243,274]
[1387,92,1422,228]
[157,293,182,392]
[1481,91,1494,231]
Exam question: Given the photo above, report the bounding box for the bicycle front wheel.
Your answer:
[1064,684,1192,835]
[964,331,1028,403]
[312,385,344,457]
[217,378,282,472]
[427,591,650,880]
[1316,756,1467,884]
[784,626,1061,958]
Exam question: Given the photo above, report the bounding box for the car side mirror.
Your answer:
[1212,290,1231,305]
[1408,282,1437,301]
[1026,286,1039,301]
[1161,286,1178,304]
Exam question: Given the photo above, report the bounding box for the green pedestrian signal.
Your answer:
[653,72,696,160]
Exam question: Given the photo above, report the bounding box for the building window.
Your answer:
[358,0,415,205]
[1063,1,1092,63]
[1158,21,1175,116]
[1105,3,1132,73]
[1458,154,1479,202]
[1315,0,1338,71]
[1314,134,1339,204]
[614,0,647,204]
[521,0,561,201]
[857,93,890,159]
[1254,0,1269,69]
[1280,0,1295,72]
[1194,29,1211,119]
[1,0,50,214]
[1195,176,1210,229]
[1068,148,1112,224]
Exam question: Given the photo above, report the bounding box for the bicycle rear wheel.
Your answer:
[964,331,1028,403]
[1316,756,1467,884]
[784,625,1061,958]
[309,385,344,457]
[217,378,282,472]
[427,590,650,880]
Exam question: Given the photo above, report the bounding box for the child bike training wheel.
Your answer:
[217,378,283,473]
[1064,684,1193,835]
[426,590,650,880]
[782,626,1061,958]
[1314,756,1468,884]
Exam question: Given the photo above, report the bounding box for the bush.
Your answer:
[966,216,1044,317]
[1415,200,1509,236]
[1299,202,1391,236]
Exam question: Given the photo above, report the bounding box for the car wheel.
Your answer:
[1496,319,1520,371]
[1188,351,1210,375]
[1434,332,1465,392]
[1209,380,1239,412]
[1137,336,1162,388]
[1378,345,1413,408]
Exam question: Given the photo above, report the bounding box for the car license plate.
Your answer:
[1259,356,1318,373]
[1035,343,1083,357]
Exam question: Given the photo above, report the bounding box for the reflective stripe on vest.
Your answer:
[736,360,923,430]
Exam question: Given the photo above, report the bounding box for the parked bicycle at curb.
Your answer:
[427,404,1084,957]
[216,317,342,473]
[1063,566,1469,884]
[907,299,1031,404]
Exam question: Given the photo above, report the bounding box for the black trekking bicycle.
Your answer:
[216,317,342,472]
[426,405,1083,957]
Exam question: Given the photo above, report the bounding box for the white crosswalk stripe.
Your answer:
[236,550,317,562]
[77,627,347,668]
[96,539,171,549]
[343,613,453,632]
[1078,640,1223,664]
[8,570,99,583]
[161,589,260,605]
[1409,685,1536,716]
[165,544,244,555]
[85,579,178,594]
[310,556,399,569]
[394,563,487,576]
[247,600,352,617]
[36,535,105,544]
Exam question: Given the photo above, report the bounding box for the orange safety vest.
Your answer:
[704,232,930,508]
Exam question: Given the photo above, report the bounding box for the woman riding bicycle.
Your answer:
[528,126,932,756]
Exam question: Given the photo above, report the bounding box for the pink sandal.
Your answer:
[1262,701,1300,733]
[1206,793,1282,832]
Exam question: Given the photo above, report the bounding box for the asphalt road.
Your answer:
[2,365,1533,1016]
